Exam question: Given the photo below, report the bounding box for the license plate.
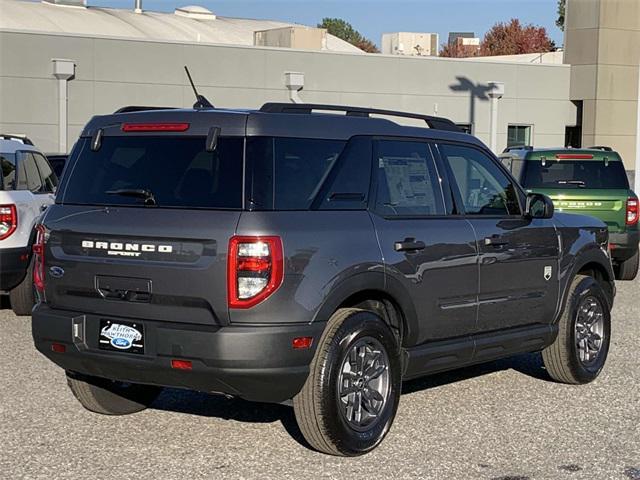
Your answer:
[99,320,144,354]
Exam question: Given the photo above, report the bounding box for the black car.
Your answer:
[32,103,614,456]
[44,153,68,179]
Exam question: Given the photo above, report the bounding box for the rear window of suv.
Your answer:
[60,136,244,209]
[522,159,629,190]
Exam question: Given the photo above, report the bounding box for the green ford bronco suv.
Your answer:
[500,147,639,280]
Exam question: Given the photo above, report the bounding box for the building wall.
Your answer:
[565,0,640,169]
[0,30,575,154]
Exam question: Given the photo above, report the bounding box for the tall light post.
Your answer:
[488,81,505,154]
[635,64,640,194]
[52,59,76,154]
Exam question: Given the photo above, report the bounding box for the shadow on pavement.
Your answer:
[0,295,11,310]
[150,351,551,450]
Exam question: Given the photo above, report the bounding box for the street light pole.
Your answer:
[488,81,505,154]
[635,64,640,194]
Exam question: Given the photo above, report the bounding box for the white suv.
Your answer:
[0,135,58,315]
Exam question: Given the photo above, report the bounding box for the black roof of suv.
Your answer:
[34,102,616,456]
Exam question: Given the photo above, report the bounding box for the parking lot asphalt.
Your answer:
[1,279,639,480]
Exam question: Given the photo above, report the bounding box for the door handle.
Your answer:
[484,235,508,247]
[394,238,426,252]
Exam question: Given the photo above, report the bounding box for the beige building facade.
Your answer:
[565,0,640,171]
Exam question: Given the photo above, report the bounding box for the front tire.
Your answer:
[66,371,161,415]
[293,308,401,456]
[542,275,611,384]
[9,261,35,316]
[614,249,638,281]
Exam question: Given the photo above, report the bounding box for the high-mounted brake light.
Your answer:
[626,197,639,226]
[0,204,17,240]
[33,224,46,294]
[228,236,284,309]
[556,154,594,160]
[121,123,190,132]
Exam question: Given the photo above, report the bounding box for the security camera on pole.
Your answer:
[488,81,505,154]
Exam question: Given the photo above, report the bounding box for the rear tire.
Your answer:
[542,275,611,384]
[9,261,35,316]
[293,308,401,456]
[66,371,161,415]
[614,249,639,281]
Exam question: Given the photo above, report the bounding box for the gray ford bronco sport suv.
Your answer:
[32,103,615,456]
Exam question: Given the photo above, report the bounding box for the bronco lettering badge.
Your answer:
[82,240,173,257]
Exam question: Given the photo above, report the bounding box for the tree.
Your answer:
[557,0,566,31]
[318,17,379,53]
[479,19,555,56]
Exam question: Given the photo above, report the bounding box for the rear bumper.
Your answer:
[609,229,639,262]
[0,246,30,291]
[32,304,325,403]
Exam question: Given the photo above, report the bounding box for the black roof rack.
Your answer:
[502,145,533,153]
[589,146,613,152]
[114,106,179,114]
[259,103,462,132]
[0,133,34,145]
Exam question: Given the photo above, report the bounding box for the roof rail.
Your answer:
[502,145,533,153]
[259,103,462,132]
[588,145,613,152]
[114,106,179,114]
[0,133,34,145]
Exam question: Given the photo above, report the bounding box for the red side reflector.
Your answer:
[555,154,593,160]
[122,123,190,132]
[171,359,193,370]
[51,343,66,353]
[608,243,616,250]
[292,337,313,350]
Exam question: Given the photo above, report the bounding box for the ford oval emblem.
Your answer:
[49,266,65,278]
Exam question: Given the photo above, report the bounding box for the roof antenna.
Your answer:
[184,66,214,109]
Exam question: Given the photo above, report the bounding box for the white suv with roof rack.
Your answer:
[0,135,58,315]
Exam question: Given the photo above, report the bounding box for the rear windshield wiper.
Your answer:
[105,188,157,206]
[557,180,586,188]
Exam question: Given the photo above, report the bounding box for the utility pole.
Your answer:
[52,59,76,154]
[488,81,505,153]
[635,64,640,194]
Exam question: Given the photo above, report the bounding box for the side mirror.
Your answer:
[525,193,554,219]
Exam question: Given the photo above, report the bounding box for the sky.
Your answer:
[89,0,564,48]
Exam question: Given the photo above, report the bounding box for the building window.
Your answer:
[507,125,532,148]
[456,123,473,135]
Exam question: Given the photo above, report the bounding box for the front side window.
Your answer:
[374,140,444,216]
[23,153,43,193]
[33,153,58,193]
[61,136,244,209]
[440,144,521,216]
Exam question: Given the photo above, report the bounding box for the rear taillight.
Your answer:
[33,224,46,293]
[228,236,283,309]
[0,204,17,240]
[626,197,638,226]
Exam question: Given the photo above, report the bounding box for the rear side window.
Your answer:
[61,136,244,209]
[522,160,629,190]
[246,137,346,210]
[0,154,16,190]
[373,140,444,216]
